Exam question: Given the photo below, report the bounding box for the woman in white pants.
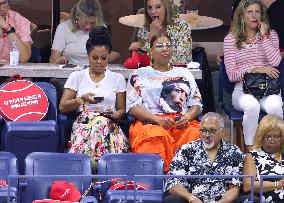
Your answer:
[224,0,283,151]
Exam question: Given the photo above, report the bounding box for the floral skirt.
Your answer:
[69,112,130,167]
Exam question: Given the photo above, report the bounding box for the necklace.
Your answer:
[89,70,105,88]
[154,63,172,72]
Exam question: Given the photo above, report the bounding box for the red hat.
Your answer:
[50,181,81,202]
[0,180,8,187]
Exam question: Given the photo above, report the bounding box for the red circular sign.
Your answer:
[0,80,49,121]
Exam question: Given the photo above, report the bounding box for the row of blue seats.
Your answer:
[0,152,164,203]
[1,151,271,203]
[0,81,134,175]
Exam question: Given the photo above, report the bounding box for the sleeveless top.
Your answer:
[251,148,284,202]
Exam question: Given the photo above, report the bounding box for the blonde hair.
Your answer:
[70,0,104,32]
[230,0,270,49]
[144,0,175,30]
[253,114,284,152]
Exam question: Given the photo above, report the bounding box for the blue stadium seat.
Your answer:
[0,152,18,202]
[98,153,164,203]
[278,58,284,99]
[23,152,95,203]
[1,82,59,174]
[28,47,41,63]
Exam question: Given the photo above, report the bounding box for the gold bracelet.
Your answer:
[76,97,84,106]
[188,195,196,202]
[183,114,191,122]
[275,181,279,190]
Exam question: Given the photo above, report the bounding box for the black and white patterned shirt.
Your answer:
[251,148,284,202]
[165,139,244,201]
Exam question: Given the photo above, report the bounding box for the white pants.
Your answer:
[232,84,283,145]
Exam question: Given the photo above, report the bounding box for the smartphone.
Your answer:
[174,116,181,121]
[93,96,104,100]
[62,64,77,68]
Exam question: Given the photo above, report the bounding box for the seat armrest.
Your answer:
[127,114,136,124]
[80,196,98,203]
[57,112,78,152]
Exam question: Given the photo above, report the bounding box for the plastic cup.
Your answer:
[187,10,199,27]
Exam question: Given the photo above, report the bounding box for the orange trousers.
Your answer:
[129,114,200,172]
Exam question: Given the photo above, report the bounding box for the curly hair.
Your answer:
[230,0,270,49]
[144,0,176,30]
[253,114,284,152]
[86,26,112,54]
[70,0,104,32]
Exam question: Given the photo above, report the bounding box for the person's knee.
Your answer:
[243,99,260,115]
[264,95,283,117]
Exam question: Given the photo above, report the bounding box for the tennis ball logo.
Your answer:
[0,80,49,121]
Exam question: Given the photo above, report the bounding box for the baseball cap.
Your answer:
[50,181,81,202]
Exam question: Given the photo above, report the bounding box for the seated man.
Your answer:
[0,0,32,63]
[163,112,244,203]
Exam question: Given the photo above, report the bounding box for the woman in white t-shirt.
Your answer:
[59,26,129,169]
[49,0,120,65]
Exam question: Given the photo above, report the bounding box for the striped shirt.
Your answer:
[224,30,282,83]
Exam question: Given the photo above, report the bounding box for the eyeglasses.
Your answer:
[200,127,222,136]
[155,42,172,50]
[263,135,283,142]
[0,0,8,6]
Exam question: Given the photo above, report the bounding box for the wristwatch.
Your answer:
[5,27,16,35]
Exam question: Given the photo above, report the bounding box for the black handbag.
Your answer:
[243,73,280,100]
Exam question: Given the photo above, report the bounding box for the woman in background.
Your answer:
[0,0,32,63]
[242,114,284,202]
[129,0,192,64]
[223,0,282,152]
[50,0,120,65]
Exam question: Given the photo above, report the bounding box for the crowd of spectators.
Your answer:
[0,0,284,202]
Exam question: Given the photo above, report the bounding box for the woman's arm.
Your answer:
[49,22,68,64]
[7,34,31,63]
[217,185,240,203]
[49,50,68,64]
[59,88,80,113]
[175,105,201,129]
[243,153,283,193]
[112,92,126,120]
[261,30,282,67]
[129,106,175,129]
[0,16,32,63]
[224,33,252,82]
[169,184,202,203]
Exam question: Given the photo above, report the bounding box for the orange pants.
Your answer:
[129,114,200,172]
